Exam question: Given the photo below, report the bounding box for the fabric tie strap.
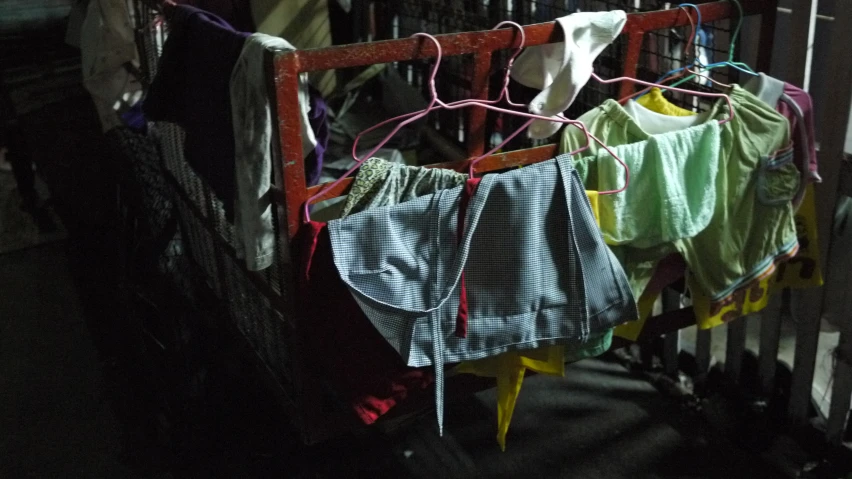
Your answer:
[454,178,482,338]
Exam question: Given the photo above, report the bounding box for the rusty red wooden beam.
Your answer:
[273,0,776,238]
[302,144,559,203]
[277,0,774,73]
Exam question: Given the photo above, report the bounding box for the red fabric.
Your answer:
[644,253,687,296]
[454,178,481,338]
[295,221,433,424]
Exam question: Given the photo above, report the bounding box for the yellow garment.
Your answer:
[636,88,697,117]
[454,346,565,451]
[690,183,823,329]
[455,191,602,451]
[586,190,599,225]
[614,95,823,340]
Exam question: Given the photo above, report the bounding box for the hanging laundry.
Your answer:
[581,121,721,248]
[743,73,821,206]
[230,33,325,270]
[561,86,799,340]
[631,83,823,331]
[454,190,609,452]
[340,157,467,217]
[80,0,144,132]
[329,154,637,434]
[510,11,627,139]
[636,87,697,117]
[295,221,434,425]
[144,5,251,218]
[340,156,615,449]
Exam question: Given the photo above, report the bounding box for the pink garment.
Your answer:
[779,83,820,183]
[744,73,820,207]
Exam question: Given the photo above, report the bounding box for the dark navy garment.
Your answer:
[144,5,249,217]
[305,87,328,187]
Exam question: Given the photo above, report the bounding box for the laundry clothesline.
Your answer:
[268,1,814,450]
[132,0,802,447]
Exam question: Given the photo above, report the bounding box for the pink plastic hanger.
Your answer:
[346,22,534,163]
[464,115,628,196]
[592,72,734,124]
[591,71,734,124]
[304,26,613,220]
[302,33,444,221]
[346,22,608,183]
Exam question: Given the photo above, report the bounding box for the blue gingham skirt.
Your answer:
[328,154,637,434]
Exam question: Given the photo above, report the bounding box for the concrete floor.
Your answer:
[0,238,794,477]
[0,94,813,477]
[680,317,840,419]
[0,243,136,477]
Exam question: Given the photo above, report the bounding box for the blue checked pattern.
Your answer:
[328,154,638,434]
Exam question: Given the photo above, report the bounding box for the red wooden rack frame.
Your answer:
[271,0,779,443]
[273,0,777,238]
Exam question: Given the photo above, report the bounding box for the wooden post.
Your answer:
[817,1,852,444]
[787,0,818,90]
[758,292,785,395]
[662,289,681,378]
[788,0,852,426]
[726,316,749,383]
[755,0,778,73]
[695,328,713,377]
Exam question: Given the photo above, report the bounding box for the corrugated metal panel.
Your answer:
[0,0,75,34]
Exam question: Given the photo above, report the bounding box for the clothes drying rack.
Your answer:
[134,0,852,448]
[264,0,784,443]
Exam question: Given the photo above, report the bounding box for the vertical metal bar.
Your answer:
[758,291,785,395]
[787,0,818,89]
[467,50,492,158]
[726,316,749,382]
[695,328,713,377]
[816,0,852,438]
[828,335,852,444]
[272,51,308,239]
[755,0,778,73]
[789,290,822,423]
[618,32,645,99]
[789,0,852,425]
[662,288,681,377]
[271,49,318,443]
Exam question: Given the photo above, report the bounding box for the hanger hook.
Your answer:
[492,21,527,72]
[678,3,703,26]
[411,32,443,104]
[303,32,445,222]
[728,0,745,62]
[678,5,699,68]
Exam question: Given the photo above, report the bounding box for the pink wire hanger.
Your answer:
[391,27,629,193]
[345,22,534,164]
[304,26,610,220]
[384,32,627,189]
[302,33,444,221]
[591,73,734,124]
[587,5,735,125]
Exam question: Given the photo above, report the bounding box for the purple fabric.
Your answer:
[144,5,249,217]
[121,101,147,133]
[177,0,255,33]
[780,83,820,182]
[305,87,328,187]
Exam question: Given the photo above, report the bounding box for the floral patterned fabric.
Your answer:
[340,158,467,217]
